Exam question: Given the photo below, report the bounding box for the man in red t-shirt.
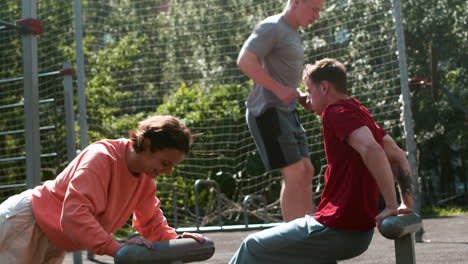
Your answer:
[229,58,414,264]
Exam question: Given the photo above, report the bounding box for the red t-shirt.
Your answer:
[313,98,386,230]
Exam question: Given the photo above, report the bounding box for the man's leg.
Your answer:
[229,215,374,264]
[230,215,372,264]
[279,157,314,222]
[246,108,314,222]
[229,216,322,264]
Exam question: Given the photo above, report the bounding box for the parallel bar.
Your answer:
[379,214,421,264]
[115,238,215,264]
[379,213,422,239]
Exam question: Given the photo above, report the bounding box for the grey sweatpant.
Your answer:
[229,215,373,264]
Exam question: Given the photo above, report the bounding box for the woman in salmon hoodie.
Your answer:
[0,115,204,263]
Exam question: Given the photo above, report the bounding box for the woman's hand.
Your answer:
[123,235,154,248]
[177,232,206,244]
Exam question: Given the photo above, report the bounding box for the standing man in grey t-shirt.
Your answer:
[237,0,324,222]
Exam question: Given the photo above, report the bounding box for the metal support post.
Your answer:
[21,0,41,189]
[62,62,82,264]
[380,214,421,264]
[194,180,222,230]
[74,0,88,150]
[61,62,77,162]
[242,195,267,228]
[73,1,89,259]
[395,233,417,264]
[392,0,421,218]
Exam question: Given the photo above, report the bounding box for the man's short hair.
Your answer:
[302,58,347,94]
[286,0,310,9]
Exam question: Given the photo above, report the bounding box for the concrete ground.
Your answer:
[64,213,468,264]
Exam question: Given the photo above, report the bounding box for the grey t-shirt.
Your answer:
[243,14,304,116]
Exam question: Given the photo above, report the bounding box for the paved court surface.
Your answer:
[64,213,468,264]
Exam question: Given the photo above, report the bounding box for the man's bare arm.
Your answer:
[383,135,414,212]
[347,126,399,226]
[237,47,298,103]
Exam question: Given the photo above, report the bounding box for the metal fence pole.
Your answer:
[74,0,88,150]
[60,61,83,263]
[22,0,41,188]
[392,0,422,238]
[62,62,76,162]
[73,1,89,261]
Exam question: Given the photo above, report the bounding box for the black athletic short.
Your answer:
[246,107,309,171]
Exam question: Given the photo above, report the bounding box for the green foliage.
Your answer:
[1,0,466,215]
[84,33,147,142]
[98,81,250,226]
[156,81,249,191]
[156,82,246,125]
[0,0,74,194]
[421,206,468,217]
[402,0,467,204]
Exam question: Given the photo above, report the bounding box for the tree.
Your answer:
[402,0,467,206]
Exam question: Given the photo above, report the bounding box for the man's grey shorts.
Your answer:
[246,107,309,171]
